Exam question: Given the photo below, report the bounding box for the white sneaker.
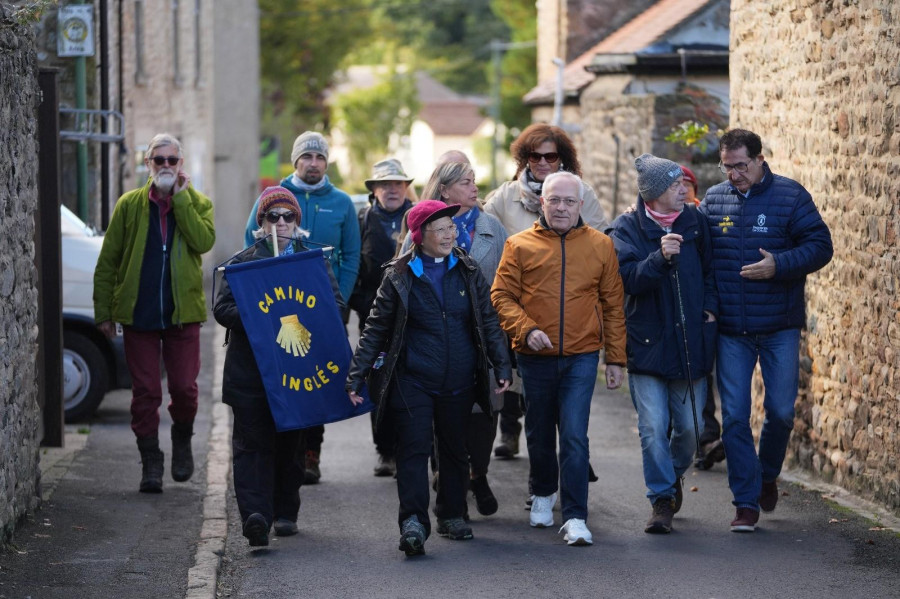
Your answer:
[529,493,557,528]
[559,518,593,546]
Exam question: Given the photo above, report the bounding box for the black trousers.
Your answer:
[699,368,721,445]
[231,401,306,527]
[305,424,324,453]
[498,390,524,437]
[392,378,473,537]
[467,409,498,477]
[371,405,395,458]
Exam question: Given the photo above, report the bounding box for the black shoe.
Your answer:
[696,439,725,470]
[304,450,321,484]
[436,517,473,540]
[273,518,298,537]
[399,516,426,556]
[470,476,499,516]
[673,476,684,514]
[373,454,396,477]
[137,437,164,493]
[759,479,779,512]
[170,422,194,482]
[243,513,269,547]
[494,433,519,459]
[588,463,599,483]
[645,498,675,534]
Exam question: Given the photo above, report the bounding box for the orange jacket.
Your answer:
[491,220,626,363]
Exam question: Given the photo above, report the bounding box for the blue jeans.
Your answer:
[517,351,598,521]
[717,329,801,509]
[629,374,706,504]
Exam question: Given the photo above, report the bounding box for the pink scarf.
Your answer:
[645,205,681,229]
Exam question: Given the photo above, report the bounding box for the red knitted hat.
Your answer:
[406,200,460,245]
[256,186,301,226]
[680,165,698,194]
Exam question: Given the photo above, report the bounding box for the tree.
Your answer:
[490,0,536,139]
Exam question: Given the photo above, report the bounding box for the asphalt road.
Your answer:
[216,319,900,599]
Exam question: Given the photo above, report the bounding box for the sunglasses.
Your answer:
[527,151,560,164]
[265,211,297,224]
[151,155,180,166]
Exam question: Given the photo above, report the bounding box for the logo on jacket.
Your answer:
[717,216,734,234]
[753,214,769,233]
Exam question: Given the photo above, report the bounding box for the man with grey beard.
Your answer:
[94,133,216,494]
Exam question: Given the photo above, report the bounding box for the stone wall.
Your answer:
[730,0,900,511]
[0,7,43,543]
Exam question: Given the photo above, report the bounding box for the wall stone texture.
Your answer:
[730,0,900,511]
[0,7,43,543]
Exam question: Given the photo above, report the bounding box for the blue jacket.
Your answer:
[699,163,832,335]
[610,199,718,379]
[244,176,361,301]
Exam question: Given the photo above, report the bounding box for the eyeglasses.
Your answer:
[265,211,297,224]
[718,159,755,174]
[527,151,560,164]
[151,155,180,166]
[425,225,456,237]
[544,197,579,207]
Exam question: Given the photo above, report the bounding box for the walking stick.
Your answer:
[671,257,702,452]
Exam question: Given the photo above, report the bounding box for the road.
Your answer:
[216,318,900,599]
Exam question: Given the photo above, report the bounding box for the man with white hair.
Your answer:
[492,171,626,546]
[94,133,215,494]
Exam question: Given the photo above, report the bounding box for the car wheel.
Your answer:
[63,331,109,422]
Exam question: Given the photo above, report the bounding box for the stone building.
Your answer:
[0,7,42,544]
[526,0,730,219]
[729,0,900,511]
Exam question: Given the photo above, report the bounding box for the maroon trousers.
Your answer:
[123,323,201,439]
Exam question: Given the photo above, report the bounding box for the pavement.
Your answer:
[2,316,900,598]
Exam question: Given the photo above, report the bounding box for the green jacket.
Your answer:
[93,181,216,326]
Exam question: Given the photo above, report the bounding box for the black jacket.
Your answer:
[213,240,345,407]
[346,247,512,426]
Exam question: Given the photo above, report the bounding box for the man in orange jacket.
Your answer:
[492,171,626,547]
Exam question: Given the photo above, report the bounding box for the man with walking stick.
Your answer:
[610,154,718,534]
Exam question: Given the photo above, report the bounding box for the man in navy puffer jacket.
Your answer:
[700,129,832,532]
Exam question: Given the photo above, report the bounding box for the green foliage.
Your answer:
[666,121,712,153]
[490,0,536,139]
[7,0,56,25]
[258,0,373,133]
[332,69,420,187]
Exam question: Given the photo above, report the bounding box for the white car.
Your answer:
[61,205,130,421]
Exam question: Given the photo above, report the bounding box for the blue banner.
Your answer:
[223,248,372,431]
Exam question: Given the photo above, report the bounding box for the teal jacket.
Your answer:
[244,176,360,301]
[93,181,216,326]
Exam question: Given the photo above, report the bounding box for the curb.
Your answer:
[38,426,91,502]
[185,326,231,599]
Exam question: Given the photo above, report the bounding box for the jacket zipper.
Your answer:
[558,234,566,355]
[158,212,168,329]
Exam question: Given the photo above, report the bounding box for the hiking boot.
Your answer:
[494,433,519,459]
[674,477,684,514]
[304,450,321,484]
[529,493,557,528]
[730,507,760,532]
[696,439,726,470]
[170,422,194,482]
[243,513,269,547]
[137,437,164,493]
[436,517,474,540]
[645,498,676,534]
[373,454,395,477]
[273,518,298,537]
[759,479,779,512]
[399,515,426,556]
[470,475,499,516]
[559,518,593,546]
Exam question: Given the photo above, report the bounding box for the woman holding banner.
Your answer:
[346,200,512,557]
[214,186,344,548]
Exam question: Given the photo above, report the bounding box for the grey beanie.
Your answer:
[291,131,329,166]
[635,153,683,200]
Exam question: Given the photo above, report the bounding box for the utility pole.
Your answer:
[488,39,536,190]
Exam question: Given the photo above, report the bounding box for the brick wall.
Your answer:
[0,8,42,543]
[730,0,900,511]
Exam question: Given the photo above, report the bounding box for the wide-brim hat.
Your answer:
[365,158,413,191]
[407,200,461,245]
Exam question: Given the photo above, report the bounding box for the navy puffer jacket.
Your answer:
[700,163,833,335]
[610,200,718,379]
